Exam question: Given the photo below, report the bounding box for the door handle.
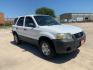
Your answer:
[16,27,18,29]
[24,28,27,30]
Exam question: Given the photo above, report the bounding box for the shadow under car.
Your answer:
[11,41,80,64]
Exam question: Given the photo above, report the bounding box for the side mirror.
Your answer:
[31,25,36,28]
[29,23,36,28]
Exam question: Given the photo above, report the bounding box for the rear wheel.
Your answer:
[14,34,21,44]
[40,40,55,59]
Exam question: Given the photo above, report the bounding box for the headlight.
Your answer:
[56,33,73,41]
[56,33,64,40]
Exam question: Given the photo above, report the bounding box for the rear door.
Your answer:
[15,17,24,36]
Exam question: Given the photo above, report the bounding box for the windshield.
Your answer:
[34,16,60,26]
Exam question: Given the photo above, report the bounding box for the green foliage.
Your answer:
[4,23,12,26]
[35,7,55,17]
[0,23,12,29]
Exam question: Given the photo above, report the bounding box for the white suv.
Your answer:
[12,15,86,58]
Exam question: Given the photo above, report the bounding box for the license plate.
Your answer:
[81,40,85,45]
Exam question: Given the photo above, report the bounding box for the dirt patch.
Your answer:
[0,23,93,70]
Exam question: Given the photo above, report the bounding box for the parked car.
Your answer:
[12,15,86,58]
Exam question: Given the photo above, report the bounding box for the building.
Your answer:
[60,13,93,23]
[5,18,14,24]
[55,16,60,22]
[0,13,5,25]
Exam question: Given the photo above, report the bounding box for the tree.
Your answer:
[35,7,55,17]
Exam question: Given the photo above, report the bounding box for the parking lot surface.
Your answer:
[0,23,93,70]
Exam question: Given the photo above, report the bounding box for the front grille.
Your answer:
[74,32,83,39]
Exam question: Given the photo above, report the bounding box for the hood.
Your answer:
[40,24,83,34]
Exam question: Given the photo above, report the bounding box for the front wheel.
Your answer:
[40,41,55,59]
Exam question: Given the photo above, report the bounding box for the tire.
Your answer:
[14,34,21,44]
[40,40,56,59]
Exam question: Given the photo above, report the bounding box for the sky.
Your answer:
[0,0,93,18]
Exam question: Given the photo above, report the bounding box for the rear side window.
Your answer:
[13,18,18,25]
[17,17,24,26]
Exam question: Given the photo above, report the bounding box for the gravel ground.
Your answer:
[0,23,93,70]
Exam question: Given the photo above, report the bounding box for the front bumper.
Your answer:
[53,35,86,54]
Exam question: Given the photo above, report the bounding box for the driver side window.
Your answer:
[25,16,36,27]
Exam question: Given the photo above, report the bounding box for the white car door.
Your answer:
[15,17,24,36]
[23,16,39,40]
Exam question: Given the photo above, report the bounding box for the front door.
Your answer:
[23,16,39,40]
